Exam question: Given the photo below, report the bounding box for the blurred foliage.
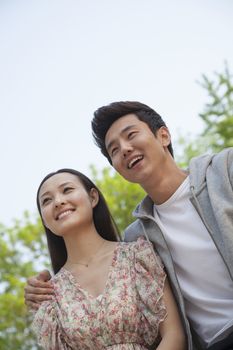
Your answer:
[175,133,215,168]
[199,61,233,149]
[0,213,49,350]
[176,62,233,167]
[90,165,145,234]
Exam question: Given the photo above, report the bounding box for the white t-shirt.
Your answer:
[153,176,233,345]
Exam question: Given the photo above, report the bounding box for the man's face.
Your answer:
[105,114,171,186]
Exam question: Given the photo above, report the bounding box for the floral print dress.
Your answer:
[32,237,167,349]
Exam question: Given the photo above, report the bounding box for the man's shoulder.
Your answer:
[190,147,233,164]
[123,219,143,242]
[212,147,233,163]
[189,148,233,180]
[206,148,233,176]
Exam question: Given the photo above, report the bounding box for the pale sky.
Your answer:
[0,0,233,225]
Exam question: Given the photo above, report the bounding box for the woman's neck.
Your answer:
[64,224,105,263]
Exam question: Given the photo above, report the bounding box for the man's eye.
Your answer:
[111,147,118,156]
[128,131,136,139]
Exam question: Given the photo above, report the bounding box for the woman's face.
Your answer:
[38,173,99,236]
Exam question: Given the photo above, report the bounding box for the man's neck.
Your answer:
[142,166,188,205]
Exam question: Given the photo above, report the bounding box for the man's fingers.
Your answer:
[25,284,54,296]
[27,277,53,289]
[25,292,53,304]
[37,270,52,282]
[24,271,53,311]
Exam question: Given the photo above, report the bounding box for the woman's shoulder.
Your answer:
[118,236,152,262]
[120,236,165,273]
[52,268,65,281]
[46,268,72,297]
[32,270,67,327]
[120,235,153,254]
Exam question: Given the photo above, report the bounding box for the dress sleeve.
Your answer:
[134,236,167,328]
[32,300,71,350]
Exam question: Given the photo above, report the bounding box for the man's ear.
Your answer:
[157,126,171,148]
[89,188,99,208]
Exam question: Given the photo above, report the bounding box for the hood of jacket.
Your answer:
[188,152,215,192]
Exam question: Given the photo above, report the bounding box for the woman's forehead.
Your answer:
[39,173,81,195]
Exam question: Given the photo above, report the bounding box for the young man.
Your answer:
[25,101,233,350]
[91,101,233,350]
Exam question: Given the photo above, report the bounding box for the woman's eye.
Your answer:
[63,187,73,193]
[42,197,51,206]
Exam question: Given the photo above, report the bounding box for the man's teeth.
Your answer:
[128,156,143,169]
[58,210,73,220]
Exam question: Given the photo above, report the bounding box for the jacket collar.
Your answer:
[133,194,154,218]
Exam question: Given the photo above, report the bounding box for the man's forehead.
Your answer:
[105,114,139,148]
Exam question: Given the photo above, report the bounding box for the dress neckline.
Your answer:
[60,241,121,299]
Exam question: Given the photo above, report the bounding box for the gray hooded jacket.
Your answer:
[124,148,233,350]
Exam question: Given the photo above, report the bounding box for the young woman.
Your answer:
[31,168,186,349]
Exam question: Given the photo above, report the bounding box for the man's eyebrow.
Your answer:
[106,124,136,152]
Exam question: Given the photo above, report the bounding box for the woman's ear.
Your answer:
[89,188,99,208]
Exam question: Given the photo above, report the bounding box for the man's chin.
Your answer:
[124,174,143,185]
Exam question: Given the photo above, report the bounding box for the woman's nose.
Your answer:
[54,195,65,208]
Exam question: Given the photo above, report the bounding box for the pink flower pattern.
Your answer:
[32,237,167,349]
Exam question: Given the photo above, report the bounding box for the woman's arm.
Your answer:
[32,294,72,350]
[156,278,186,350]
[24,270,54,310]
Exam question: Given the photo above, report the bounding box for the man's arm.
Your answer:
[24,270,54,310]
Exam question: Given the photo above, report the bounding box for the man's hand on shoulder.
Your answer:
[24,270,54,311]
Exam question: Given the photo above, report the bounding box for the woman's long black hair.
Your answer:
[37,168,121,274]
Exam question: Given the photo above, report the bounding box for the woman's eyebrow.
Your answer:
[40,190,51,199]
[40,182,74,199]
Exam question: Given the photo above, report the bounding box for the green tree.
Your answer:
[199,62,233,150]
[175,133,214,168]
[0,213,49,350]
[176,62,233,167]
[91,165,145,234]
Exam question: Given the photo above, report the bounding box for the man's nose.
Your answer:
[121,142,133,158]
